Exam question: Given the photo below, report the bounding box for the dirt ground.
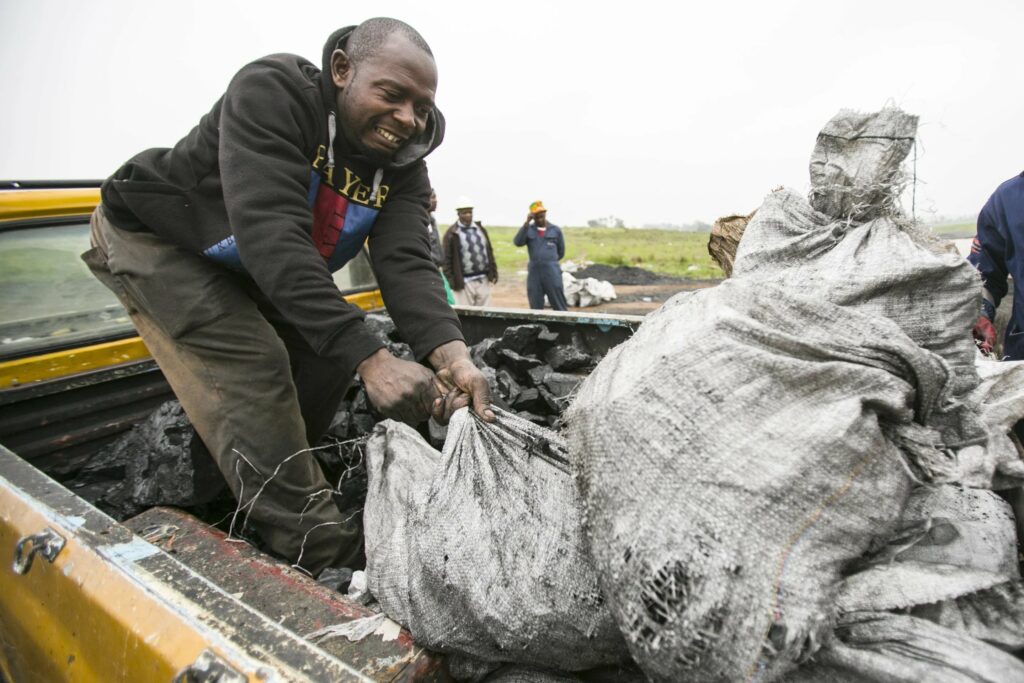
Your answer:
[488,272,722,316]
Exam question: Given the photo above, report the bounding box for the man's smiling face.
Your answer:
[332,32,437,164]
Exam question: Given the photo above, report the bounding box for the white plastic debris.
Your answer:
[346,569,371,605]
[562,272,616,307]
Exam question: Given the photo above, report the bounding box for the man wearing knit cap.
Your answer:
[514,200,568,311]
[81,18,493,577]
[442,197,498,306]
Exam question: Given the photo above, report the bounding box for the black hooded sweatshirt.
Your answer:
[100,27,462,378]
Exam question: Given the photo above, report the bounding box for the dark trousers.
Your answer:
[82,206,362,575]
[527,262,568,311]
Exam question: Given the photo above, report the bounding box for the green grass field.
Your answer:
[486,226,724,280]
[929,221,975,237]
[0,225,121,320]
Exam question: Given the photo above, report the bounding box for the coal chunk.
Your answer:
[511,387,545,413]
[545,345,594,372]
[499,348,545,380]
[95,401,225,518]
[326,407,352,440]
[351,387,377,416]
[351,413,377,436]
[478,366,510,411]
[75,438,128,485]
[496,368,523,404]
[527,363,554,388]
[516,410,548,426]
[364,313,398,343]
[494,324,546,355]
[387,341,416,362]
[470,337,501,369]
[342,386,383,437]
[317,566,354,592]
[538,327,560,345]
[537,386,564,414]
[363,314,415,360]
[544,372,585,398]
[427,418,448,448]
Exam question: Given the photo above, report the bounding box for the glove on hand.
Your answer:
[972,315,997,356]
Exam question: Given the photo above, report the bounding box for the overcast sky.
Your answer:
[2,0,1020,227]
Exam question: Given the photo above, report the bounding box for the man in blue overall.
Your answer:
[968,171,1024,360]
[966,170,1024,542]
[514,201,569,311]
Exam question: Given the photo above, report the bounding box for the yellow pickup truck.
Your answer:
[0,182,642,682]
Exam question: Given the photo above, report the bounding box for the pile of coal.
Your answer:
[574,263,682,286]
[68,312,600,527]
[356,313,599,429]
[466,323,596,428]
[315,315,601,526]
[72,400,225,519]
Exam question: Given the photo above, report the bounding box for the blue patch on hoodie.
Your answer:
[202,234,244,271]
[327,202,377,271]
[200,168,382,274]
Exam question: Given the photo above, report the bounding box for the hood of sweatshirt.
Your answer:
[319,26,445,170]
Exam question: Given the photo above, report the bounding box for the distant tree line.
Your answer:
[642,220,712,232]
[584,215,712,232]
[586,215,626,228]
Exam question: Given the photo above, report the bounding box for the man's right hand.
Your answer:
[972,314,997,356]
[357,349,442,425]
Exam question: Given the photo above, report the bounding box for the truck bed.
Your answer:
[0,307,641,681]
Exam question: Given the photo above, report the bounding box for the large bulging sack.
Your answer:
[363,409,629,671]
[566,279,961,681]
[836,484,1021,615]
[734,109,981,398]
[960,357,1024,487]
[782,611,1024,683]
[912,580,1024,653]
[807,108,917,222]
[898,485,1020,576]
[733,189,980,398]
[798,485,1024,682]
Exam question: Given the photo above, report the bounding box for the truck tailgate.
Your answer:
[0,444,438,682]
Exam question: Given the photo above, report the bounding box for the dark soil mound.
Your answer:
[574,264,684,285]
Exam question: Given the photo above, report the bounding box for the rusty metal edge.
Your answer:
[453,306,645,329]
[0,444,375,682]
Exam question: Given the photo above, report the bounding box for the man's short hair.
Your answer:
[347,17,432,65]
